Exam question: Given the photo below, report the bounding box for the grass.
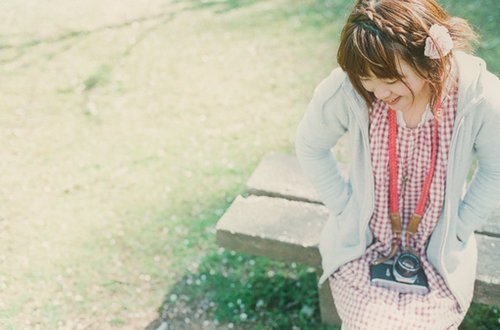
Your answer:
[0,0,498,329]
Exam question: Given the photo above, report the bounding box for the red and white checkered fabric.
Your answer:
[329,85,465,329]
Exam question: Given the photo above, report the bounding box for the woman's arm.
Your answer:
[457,71,500,241]
[295,69,353,216]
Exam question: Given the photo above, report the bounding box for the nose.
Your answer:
[374,86,391,100]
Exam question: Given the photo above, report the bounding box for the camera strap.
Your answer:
[373,100,441,265]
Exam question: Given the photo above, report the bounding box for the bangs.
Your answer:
[339,23,403,80]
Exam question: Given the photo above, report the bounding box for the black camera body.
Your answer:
[370,252,429,295]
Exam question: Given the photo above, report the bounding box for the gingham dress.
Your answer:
[329,85,466,330]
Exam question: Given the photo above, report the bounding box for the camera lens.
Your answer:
[394,252,421,278]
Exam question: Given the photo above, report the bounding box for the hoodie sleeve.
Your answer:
[295,69,353,216]
[457,70,500,241]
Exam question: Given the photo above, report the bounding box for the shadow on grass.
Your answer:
[147,250,337,329]
[148,246,499,330]
[460,302,499,330]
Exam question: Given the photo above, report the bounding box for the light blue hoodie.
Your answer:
[295,51,500,311]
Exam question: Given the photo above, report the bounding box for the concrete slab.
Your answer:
[246,152,321,204]
[475,234,500,305]
[216,195,327,267]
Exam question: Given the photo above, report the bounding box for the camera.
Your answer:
[370,251,429,295]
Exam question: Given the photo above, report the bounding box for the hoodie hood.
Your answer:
[454,51,495,117]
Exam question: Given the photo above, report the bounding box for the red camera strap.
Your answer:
[373,101,441,265]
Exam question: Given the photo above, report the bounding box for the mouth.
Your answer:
[385,96,401,106]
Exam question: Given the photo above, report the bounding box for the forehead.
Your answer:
[360,59,414,80]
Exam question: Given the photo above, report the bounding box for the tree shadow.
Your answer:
[147,249,337,329]
[459,302,500,330]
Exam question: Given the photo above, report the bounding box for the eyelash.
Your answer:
[360,79,398,85]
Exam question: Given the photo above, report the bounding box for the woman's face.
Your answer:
[360,60,430,113]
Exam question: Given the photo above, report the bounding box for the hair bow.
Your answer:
[424,24,453,59]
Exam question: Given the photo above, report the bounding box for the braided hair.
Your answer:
[337,0,477,109]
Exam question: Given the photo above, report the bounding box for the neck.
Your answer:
[403,84,433,128]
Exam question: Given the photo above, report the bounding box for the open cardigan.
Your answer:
[295,51,500,312]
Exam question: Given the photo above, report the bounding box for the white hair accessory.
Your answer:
[424,24,453,59]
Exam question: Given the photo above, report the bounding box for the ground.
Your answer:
[0,0,497,329]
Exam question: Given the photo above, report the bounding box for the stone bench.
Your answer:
[215,152,500,325]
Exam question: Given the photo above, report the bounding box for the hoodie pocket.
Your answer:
[335,197,360,247]
[454,232,467,251]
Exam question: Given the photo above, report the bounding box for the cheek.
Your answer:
[360,81,372,93]
[405,78,426,95]
[394,83,413,96]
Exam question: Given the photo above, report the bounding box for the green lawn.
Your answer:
[0,0,497,329]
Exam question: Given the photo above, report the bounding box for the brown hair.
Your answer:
[337,0,477,109]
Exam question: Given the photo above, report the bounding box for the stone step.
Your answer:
[247,152,500,237]
[475,234,500,305]
[246,152,321,204]
[216,195,327,267]
[216,194,499,306]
